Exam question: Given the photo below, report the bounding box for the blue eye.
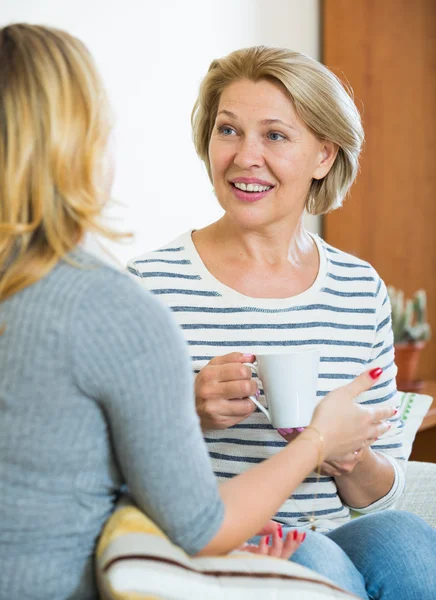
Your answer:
[218,126,236,136]
[268,132,286,141]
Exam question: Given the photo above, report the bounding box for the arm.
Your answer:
[332,278,405,511]
[73,268,394,556]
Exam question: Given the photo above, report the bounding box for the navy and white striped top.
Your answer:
[128,231,405,531]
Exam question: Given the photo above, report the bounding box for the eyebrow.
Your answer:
[217,110,297,131]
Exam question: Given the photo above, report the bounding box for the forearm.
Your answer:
[335,448,395,508]
[196,436,318,556]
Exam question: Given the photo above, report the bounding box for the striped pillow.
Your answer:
[96,505,357,600]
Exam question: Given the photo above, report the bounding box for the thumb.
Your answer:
[343,367,383,399]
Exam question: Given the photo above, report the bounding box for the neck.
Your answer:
[207,214,316,269]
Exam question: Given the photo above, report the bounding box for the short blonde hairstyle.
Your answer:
[0,24,123,302]
[192,46,364,215]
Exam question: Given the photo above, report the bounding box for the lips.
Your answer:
[230,182,273,203]
[229,178,274,203]
[230,177,275,187]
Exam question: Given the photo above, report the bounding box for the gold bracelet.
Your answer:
[297,426,325,531]
[300,425,325,466]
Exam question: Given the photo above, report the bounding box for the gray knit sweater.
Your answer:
[0,249,224,600]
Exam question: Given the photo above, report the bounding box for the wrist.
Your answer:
[295,426,325,467]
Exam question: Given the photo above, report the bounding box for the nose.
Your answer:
[233,136,265,170]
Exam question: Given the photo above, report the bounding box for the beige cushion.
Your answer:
[96,506,356,600]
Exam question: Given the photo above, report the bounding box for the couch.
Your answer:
[97,392,435,600]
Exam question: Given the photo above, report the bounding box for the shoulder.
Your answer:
[62,249,174,329]
[318,238,387,301]
[127,232,191,279]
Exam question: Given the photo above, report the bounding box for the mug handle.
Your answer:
[244,363,271,423]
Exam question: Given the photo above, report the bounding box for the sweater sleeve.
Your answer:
[72,267,224,554]
[349,276,406,513]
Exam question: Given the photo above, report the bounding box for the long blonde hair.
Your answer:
[192,46,364,215]
[0,24,124,302]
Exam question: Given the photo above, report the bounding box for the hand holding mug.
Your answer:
[195,353,258,430]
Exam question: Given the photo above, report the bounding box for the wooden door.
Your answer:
[323,0,436,380]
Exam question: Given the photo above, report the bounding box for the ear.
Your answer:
[313,140,339,180]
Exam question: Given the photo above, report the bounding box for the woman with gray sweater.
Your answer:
[0,24,398,600]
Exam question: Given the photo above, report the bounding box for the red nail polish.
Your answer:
[394,408,399,415]
[278,524,283,539]
[292,529,298,541]
[369,367,383,380]
[266,535,270,545]
[301,532,306,542]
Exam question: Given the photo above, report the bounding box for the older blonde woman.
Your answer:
[0,26,400,600]
[129,47,436,599]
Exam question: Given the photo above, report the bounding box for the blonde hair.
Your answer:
[0,24,124,302]
[192,46,364,215]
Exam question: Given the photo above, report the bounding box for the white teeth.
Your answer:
[234,182,271,192]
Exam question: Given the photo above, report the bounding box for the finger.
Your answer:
[215,362,256,383]
[278,430,301,443]
[222,398,258,417]
[282,530,306,560]
[203,379,258,402]
[267,530,284,558]
[208,352,255,366]
[258,535,269,555]
[256,521,281,537]
[372,420,393,439]
[342,367,384,399]
[267,524,285,558]
[370,404,398,423]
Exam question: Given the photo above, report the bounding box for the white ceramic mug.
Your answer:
[246,350,321,429]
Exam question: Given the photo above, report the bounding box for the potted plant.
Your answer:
[388,287,432,392]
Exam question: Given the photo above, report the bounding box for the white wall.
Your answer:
[1,0,320,266]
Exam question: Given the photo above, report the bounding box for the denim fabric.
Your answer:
[250,511,436,599]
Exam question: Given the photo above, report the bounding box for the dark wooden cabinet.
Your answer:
[410,381,436,464]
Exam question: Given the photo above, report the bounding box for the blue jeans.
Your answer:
[250,511,436,599]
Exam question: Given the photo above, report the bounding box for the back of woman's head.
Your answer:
[0,24,117,301]
[192,46,364,216]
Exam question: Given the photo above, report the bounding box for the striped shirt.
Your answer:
[128,230,405,531]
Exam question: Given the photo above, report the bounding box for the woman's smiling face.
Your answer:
[208,78,336,230]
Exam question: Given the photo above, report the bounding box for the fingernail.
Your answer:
[393,408,399,415]
[255,389,260,398]
[369,367,383,380]
[277,428,294,436]
[243,353,254,358]
[292,529,298,541]
[266,535,270,545]
[301,532,306,542]
[296,427,305,433]
[278,524,283,539]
